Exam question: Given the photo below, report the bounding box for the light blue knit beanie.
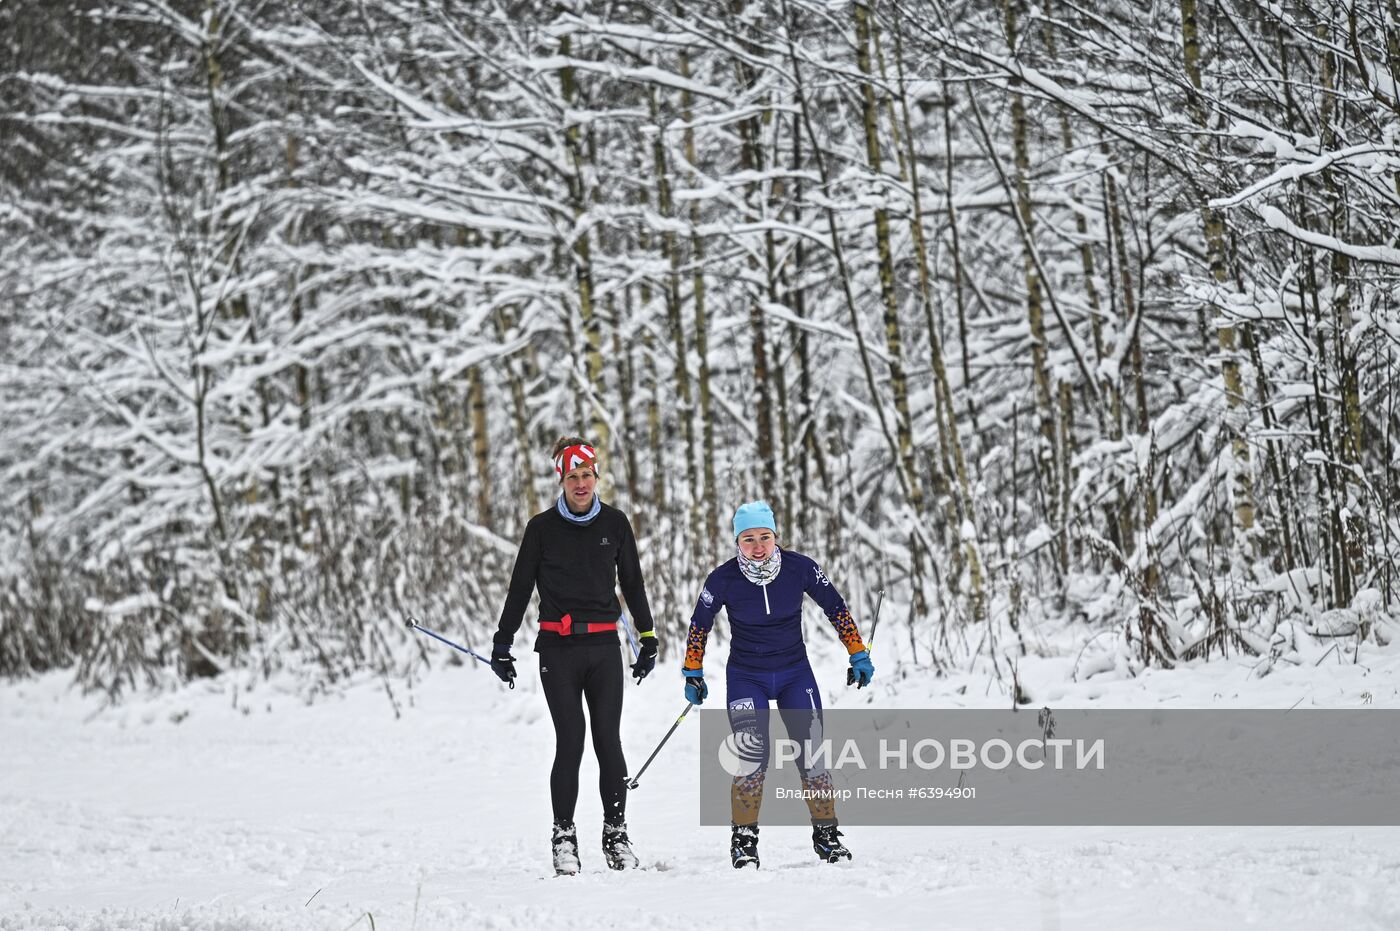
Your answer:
[732,500,777,540]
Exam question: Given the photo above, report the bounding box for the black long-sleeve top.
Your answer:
[494,500,655,650]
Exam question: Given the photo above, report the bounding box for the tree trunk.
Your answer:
[1002,0,1062,574]
[854,1,923,519]
[649,86,699,544]
[729,6,779,502]
[557,38,608,453]
[1319,17,1365,602]
[891,5,987,635]
[1181,0,1257,557]
[678,44,718,550]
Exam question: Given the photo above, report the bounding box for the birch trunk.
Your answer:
[1181,0,1257,555]
[854,1,923,517]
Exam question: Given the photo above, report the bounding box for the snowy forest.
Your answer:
[2,0,1398,698]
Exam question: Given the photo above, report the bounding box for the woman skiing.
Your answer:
[682,500,874,868]
[491,436,659,875]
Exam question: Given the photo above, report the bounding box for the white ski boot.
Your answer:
[602,821,639,870]
[552,820,581,876]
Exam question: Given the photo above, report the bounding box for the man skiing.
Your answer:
[492,436,659,875]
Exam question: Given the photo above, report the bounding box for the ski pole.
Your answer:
[405,616,513,688]
[622,615,640,659]
[625,702,694,790]
[847,589,884,687]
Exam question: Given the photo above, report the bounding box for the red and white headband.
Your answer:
[553,443,598,479]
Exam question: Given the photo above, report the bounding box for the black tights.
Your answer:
[538,641,627,825]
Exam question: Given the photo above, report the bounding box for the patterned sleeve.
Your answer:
[684,569,724,670]
[682,623,709,671]
[803,555,866,655]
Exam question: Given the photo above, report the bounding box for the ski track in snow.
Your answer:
[4,647,1400,930]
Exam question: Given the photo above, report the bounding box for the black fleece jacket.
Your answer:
[494,500,656,650]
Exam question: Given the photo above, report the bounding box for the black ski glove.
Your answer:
[490,644,517,688]
[630,637,658,683]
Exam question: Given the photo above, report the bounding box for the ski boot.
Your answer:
[552,819,581,876]
[812,823,851,863]
[730,823,760,869]
[602,821,639,871]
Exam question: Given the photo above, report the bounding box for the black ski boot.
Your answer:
[730,823,760,869]
[552,819,580,876]
[812,823,851,863]
[602,821,639,871]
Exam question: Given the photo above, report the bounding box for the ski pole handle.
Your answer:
[847,589,884,687]
[625,702,694,790]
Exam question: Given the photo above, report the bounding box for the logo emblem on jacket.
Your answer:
[700,587,715,607]
[814,566,830,586]
[600,537,609,545]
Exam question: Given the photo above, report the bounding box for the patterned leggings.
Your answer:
[726,659,837,825]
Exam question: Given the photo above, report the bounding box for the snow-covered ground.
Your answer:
[4,642,1399,930]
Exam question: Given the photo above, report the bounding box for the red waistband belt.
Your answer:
[540,614,617,636]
